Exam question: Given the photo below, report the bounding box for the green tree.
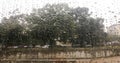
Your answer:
[26,4,75,47]
[71,7,106,47]
[0,3,107,48]
[1,15,29,47]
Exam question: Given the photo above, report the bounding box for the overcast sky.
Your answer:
[0,0,120,28]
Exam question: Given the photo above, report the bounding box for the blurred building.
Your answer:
[107,24,120,36]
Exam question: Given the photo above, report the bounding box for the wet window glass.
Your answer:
[0,0,120,63]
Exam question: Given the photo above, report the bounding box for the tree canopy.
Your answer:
[0,3,106,48]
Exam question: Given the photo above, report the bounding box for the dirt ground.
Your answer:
[76,56,120,63]
[93,56,120,63]
[0,56,120,63]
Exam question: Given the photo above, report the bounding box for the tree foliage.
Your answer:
[0,3,106,47]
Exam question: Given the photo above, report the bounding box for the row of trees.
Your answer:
[0,3,107,48]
